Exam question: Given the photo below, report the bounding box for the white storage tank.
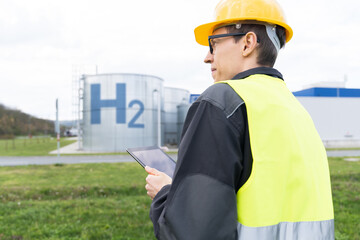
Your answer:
[164,87,190,145]
[82,73,164,152]
[177,103,190,144]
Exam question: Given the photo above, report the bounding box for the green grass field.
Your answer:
[0,157,358,239]
[0,162,154,240]
[0,138,76,156]
[0,138,176,157]
[330,158,360,240]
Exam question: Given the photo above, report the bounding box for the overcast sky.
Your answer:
[0,0,359,120]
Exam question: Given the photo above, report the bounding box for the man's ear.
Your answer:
[242,32,258,57]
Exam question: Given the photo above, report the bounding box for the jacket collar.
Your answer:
[232,67,284,81]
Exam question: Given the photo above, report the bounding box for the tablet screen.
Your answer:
[127,146,176,178]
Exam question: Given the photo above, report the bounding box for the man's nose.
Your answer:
[204,51,213,64]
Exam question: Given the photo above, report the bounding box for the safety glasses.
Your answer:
[208,33,246,54]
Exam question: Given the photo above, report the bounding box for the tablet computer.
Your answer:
[126,146,176,178]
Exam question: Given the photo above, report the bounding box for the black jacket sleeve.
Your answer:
[150,83,247,239]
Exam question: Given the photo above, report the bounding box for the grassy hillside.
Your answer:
[0,103,58,139]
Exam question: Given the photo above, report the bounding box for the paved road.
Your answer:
[0,154,178,167]
[326,150,360,157]
[0,151,358,167]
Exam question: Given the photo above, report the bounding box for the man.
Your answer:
[145,0,334,239]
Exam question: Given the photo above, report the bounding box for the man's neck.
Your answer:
[239,62,268,73]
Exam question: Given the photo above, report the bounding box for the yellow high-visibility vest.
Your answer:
[222,74,334,239]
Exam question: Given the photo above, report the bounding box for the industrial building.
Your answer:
[77,73,360,152]
[293,87,360,148]
[81,73,189,152]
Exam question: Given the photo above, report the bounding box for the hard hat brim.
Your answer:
[194,18,293,46]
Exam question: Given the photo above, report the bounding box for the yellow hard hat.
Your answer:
[194,0,293,46]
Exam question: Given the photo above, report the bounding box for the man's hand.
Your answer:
[145,166,172,200]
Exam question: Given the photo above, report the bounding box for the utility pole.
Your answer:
[55,99,60,158]
[153,89,161,147]
[157,90,161,147]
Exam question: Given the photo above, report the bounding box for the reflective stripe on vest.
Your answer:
[237,219,334,240]
[221,74,334,238]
